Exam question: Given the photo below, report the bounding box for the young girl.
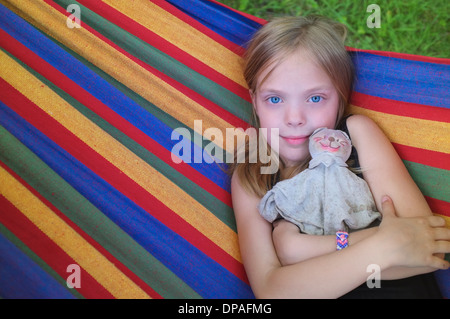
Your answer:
[230,15,450,298]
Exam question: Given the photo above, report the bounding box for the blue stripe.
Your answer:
[351,51,450,108]
[0,102,253,298]
[0,3,230,192]
[167,0,260,47]
[0,231,76,299]
[435,269,450,299]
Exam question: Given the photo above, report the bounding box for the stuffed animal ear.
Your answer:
[340,131,351,142]
[311,127,327,136]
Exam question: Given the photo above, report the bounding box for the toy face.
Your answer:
[309,128,352,161]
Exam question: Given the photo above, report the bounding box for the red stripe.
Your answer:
[392,143,450,171]
[0,79,249,285]
[44,0,250,128]
[351,91,450,122]
[347,47,450,65]
[0,161,162,299]
[425,196,450,218]
[0,193,114,299]
[0,27,232,208]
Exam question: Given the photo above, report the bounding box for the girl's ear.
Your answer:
[340,130,351,142]
[249,90,261,128]
[249,89,258,114]
[312,127,326,136]
[249,89,256,102]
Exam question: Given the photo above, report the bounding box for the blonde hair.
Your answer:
[231,15,355,197]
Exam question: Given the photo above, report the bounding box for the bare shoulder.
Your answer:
[231,172,259,211]
[230,171,265,226]
[345,114,393,155]
[346,114,382,138]
[346,113,372,127]
[345,114,397,177]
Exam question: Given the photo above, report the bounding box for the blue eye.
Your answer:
[268,96,282,104]
[310,96,322,103]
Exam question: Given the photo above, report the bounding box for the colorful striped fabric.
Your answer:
[0,0,448,299]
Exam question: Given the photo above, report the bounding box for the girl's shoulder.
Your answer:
[337,114,380,175]
[339,114,382,147]
[231,170,262,205]
[344,114,378,135]
[337,114,376,136]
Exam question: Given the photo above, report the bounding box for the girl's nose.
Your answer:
[286,105,305,127]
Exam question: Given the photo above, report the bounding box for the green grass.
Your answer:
[219,0,449,58]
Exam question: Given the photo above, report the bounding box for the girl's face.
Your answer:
[251,50,340,167]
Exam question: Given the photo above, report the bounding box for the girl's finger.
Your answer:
[433,227,450,241]
[427,215,447,227]
[380,195,396,217]
[428,255,450,270]
[433,240,450,254]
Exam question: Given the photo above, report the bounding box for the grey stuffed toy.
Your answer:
[259,127,381,235]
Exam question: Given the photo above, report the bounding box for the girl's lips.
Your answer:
[282,136,309,145]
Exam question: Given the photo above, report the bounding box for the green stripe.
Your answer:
[404,160,449,202]
[0,125,200,299]
[53,0,253,123]
[0,223,83,299]
[0,47,237,232]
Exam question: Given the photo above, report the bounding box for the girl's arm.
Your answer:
[272,219,377,265]
[231,172,449,298]
[269,114,448,278]
[347,114,447,278]
[272,206,444,280]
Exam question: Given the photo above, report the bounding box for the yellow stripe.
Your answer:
[0,50,242,263]
[102,0,247,87]
[444,216,450,229]
[0,167,151,299]
[349,105,450,154]
[1,0,246,150]
[435,215,450,229]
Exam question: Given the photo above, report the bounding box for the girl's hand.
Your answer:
[377,195,450,270]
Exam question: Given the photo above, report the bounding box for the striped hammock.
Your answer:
[0,0,448,299]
